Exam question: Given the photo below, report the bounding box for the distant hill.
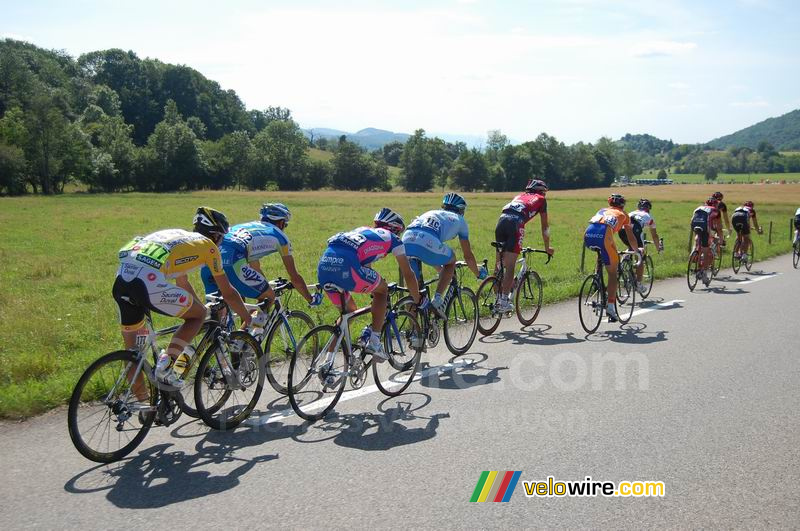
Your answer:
[303,127,410,150]
[708,109,800,150]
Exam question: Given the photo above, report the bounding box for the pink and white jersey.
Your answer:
[501,192,547,225]
[326,226,405,266]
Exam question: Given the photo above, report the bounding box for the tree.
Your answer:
[450,148,488,191]
[704,166,718,181]
[0,141,27,195]
[382,141,404,166]
[331,137,371,190]
[399,129,434,192]
[657,168,668,180]
[486,129,509,164]
[252,119,308,190]
[305,159,331,189]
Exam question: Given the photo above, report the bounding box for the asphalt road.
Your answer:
[1,253,798,529]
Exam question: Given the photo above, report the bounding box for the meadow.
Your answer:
[1,186,798,418]
[632,171,800,184]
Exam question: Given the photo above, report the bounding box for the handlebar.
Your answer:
[521,248,552,264]
[619,249,643,267]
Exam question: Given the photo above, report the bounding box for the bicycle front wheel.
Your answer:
[578,275,602,334]
[264,310,315,395]
[443,287,478,355]
[712,246,722,277]
[793,241,800,269]
[515,270,543,326]
[687,251,700,291]
[745,242,754,271]
[68,350,156,463]
[194,331,265,431]
[374,310,423,397]
[616,267,636,324]
[616,260,634,304]
[641,255,654,299]
[288,325,348,421]
[476,275,502,336]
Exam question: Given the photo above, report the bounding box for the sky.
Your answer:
[2,0,799,145]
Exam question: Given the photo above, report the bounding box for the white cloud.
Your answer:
[631,40,697,58]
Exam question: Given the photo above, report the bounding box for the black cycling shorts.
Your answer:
[732,213,750,235]
[618,223,643,248]
[494,214,524,253]
[793,214,800,230]
[692,222,710,247]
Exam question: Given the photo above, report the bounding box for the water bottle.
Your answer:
[250,310,269,341]
[173,346,194,378]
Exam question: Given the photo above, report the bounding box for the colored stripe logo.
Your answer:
[470,471,522,502]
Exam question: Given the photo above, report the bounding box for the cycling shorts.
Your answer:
[112,262,193,330]
[692,222,710,247]
[732,212,750,235]
[201,258,269,299]
[401,229,455,266]
[794,214,800,230]
[317,248,382,308]
[494,214,524,253]
[618,223,643,249]
[584,223,618,269]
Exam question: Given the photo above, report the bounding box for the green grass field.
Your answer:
[633,171,800,184]
[1,189,798,418]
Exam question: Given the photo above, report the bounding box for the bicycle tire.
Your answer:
[616,259,635,304]
[687,251,699,291]
[793,241,800,269]
[712,244,722,277]
[476,275,502,336]
[443,286,478,356]
[194,331,265,431]
[641,255,654,299]
[616,267,636,324]
[374,309,422,397]
[578,275,603,334]
[515,270,543,326]
[745,242,754,271]
[288,325,349,421]
[263,310,316,395]
[732,240,741,274]
[68,350,156,463]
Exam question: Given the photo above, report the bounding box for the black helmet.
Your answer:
[525,178,548,193]
[638,198,652,211]
[608,194,626,208]
[193,206,229,238]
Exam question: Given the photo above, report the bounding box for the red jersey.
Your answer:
[501,192,547,225]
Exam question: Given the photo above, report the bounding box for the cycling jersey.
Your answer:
[691,206,719,247]
[501,192,547,224]
[406,210,469,242]
[794,207,800,229]
[621,209,655,248]
[589,207,630,234]
[731,206,754,235]
[733,205,756,218]
[584,208,630,269]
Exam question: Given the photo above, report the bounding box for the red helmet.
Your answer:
[608,194,625,208]
[744,200,754,208]
[712,191,723,200]
[706,197,719,207]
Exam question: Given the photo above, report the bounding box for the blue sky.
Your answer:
[2,0,798,144]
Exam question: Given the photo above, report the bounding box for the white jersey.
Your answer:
[629,209,656,230]
[795,207,800,216]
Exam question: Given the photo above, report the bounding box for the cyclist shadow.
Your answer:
[704,286,749,295]
[497,325,583,347]
[586,323,668,344]
[65,420,302,508]
[293,393,450,451]
[417,354,507,391]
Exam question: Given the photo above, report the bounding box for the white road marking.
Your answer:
[246,356,479,426]
[631,299,684,318]
[738,273,779,285]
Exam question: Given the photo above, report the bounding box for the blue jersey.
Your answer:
[219,221,292,266]
[406,209,469,242]
[325,226,405,266]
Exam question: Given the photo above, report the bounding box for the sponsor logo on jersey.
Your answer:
[174,255,198,265]
[136,254,162,269]
[147,272,157,281]
[320,255,345,264]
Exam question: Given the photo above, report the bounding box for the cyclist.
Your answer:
[690,197,722,282]
[619,198,663,296]
[317,208,422,360]
[401,192,488,317]
[201,203,321,310]
[794,207,800,245]
[712,191,732,240]
[583,194,640,322]
[731,200,763,262]
[493,178,554,313]
[113,207,251,387]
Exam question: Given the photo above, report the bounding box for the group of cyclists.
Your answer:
[112,179,774,390]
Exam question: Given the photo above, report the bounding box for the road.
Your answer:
[1,254,798,529]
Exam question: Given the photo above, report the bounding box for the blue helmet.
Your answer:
[260,203,291,225]
[442,192,467,215]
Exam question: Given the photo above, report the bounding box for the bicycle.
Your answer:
[476,243,551,336]
[687,231,717,291]
[395,259,479,356]
[732,237,755,274]
[793,235,800,269]
[636,238,663,299]
[287,283,423,421]
[578,248,640,334]
[68,298,264,463]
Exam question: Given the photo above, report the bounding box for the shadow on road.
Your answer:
[479,323,584,347]
[417,354,506,391]
[704,286,749,295]
[586,323,669,344]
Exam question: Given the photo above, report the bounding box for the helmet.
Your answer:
[608,194,626,208]
[525,179,548,193]
[442,192,467,215]
[744,200,754,209]
[706,197,719,207]
[712,191,724,200]
[193,206,229,238]
[373,207,405,234]
[260,203,291,225]
[638,198,652,211]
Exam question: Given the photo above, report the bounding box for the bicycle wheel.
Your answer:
[578,275,603,334]
[68,350,156,463]
[288,325,348,421]
[515,270,543,326]
[263,310,315,395]
[745,241,754,271]
[793,241,800,269]
[476,275,502,336]
[732,241,741,274]
[374,309,423,397]
[641,255,654,299]
[712,245,722,277]
[616,260,634,304]
[687,251,700,291]
[443,287,478,355]
[194,331,265,431]
[616,267,636,324]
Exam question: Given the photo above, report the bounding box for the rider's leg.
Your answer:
[167,300,206,359]
[605,264,618,305]
[501,251,518,295]
[370,279,388,332]
[435,257,456,297]
[636,249,645,282]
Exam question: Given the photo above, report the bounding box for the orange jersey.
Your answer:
[589,207,630,234]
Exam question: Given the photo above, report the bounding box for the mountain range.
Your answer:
[707,108,800,151]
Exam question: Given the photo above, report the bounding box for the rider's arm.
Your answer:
[280,255,314,303]
[539,212,553,255]
[176,274,201,304]
[459,238,481,277]
[649,227,661,249]
[396,255,422,304]
[752,214,763,233]
[212,272,252,327]
[622,225,637,252]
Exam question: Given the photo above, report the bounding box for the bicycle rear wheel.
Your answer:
[745,242,754,271]
[515,270,543,326]
[641,255,654,299]
[443,287,478,356]
[687,251,700,291]
[616,267,636,324]
[374,310,423,397]
[194,331,265,431]
[476,275,502,336]
[578,275,603,334]
[712,244,722,277]
[264,310,315,395]
[68,350,156,463]
[288,325,348,421]
[793,241,800,269]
